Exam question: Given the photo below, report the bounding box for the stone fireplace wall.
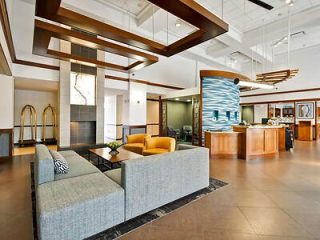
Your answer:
[70,105,96,145]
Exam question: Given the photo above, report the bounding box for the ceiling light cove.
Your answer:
[237,80,275,90]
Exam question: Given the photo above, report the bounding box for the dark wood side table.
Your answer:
[89,147,142,170]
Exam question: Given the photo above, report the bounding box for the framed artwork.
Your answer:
[296,102,314,119]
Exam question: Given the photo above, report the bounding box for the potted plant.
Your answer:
[106,141,123,156]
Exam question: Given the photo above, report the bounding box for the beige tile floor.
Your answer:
[0,141,320,239]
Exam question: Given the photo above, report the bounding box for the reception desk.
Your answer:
[204,131,241,159]
[204,125,287,160]
[233,125,282,160]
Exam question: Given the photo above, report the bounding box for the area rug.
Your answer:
[30,162,228,240]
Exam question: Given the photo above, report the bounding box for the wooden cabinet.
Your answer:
[298,121,313,141]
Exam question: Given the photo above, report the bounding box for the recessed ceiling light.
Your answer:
[187,99,191,102]
[286,0,294,6]
[175,20,182,27]
[175,98,180,101]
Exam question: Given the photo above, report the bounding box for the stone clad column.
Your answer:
[58,41,71,148]
[96,50,105,144]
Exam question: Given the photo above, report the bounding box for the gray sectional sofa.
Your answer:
[35,144,209,240]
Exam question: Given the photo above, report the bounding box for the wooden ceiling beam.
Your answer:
[35,0,228,57]
[33,19,158,72]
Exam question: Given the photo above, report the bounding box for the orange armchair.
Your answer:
[123,133,151,155]
[142,137,176,156]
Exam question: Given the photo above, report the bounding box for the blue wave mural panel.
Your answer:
[202,77,240,140]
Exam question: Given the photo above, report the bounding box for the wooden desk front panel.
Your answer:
[246,128,279,159]
[247,129,265,155]
[233,126,279,160]
[204,131,241,159]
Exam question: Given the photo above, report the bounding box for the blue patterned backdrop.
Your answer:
[202,77,240,137]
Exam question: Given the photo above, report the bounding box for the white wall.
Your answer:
[128,82,147,125]
[104,95,117,142]
[254,104,268,123]
[14,89,57,143]
[104,95,123,142]
[134,55,199,89]
[0,75,14,129]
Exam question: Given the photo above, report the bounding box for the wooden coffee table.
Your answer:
[89,147,142,170]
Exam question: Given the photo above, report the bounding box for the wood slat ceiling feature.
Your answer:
[256,69,299,83]
[33,20,158,72]
[35,0,228,57]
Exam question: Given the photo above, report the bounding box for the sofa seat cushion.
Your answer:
[123,143,144,155]
[37,172,125,240]
[104,169,122,185]
[54,154,100,181]
[142,148,169,156]
[59,150,79,158]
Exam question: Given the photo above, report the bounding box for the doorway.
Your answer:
[241,105,254,123]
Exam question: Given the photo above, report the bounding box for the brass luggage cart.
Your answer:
[42,104,57,145]
[19,105,37,147]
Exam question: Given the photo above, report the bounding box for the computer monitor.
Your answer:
[261,118,269,124]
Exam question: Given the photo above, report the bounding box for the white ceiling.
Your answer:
[97,0,150,16]
[197,0,319,32]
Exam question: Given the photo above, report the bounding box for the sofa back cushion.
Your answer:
[121,146,209,220]
[126,134,151,144]
[145,137,176,151]
[35,144,55,185]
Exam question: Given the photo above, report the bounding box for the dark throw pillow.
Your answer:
[50,150,69,174]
